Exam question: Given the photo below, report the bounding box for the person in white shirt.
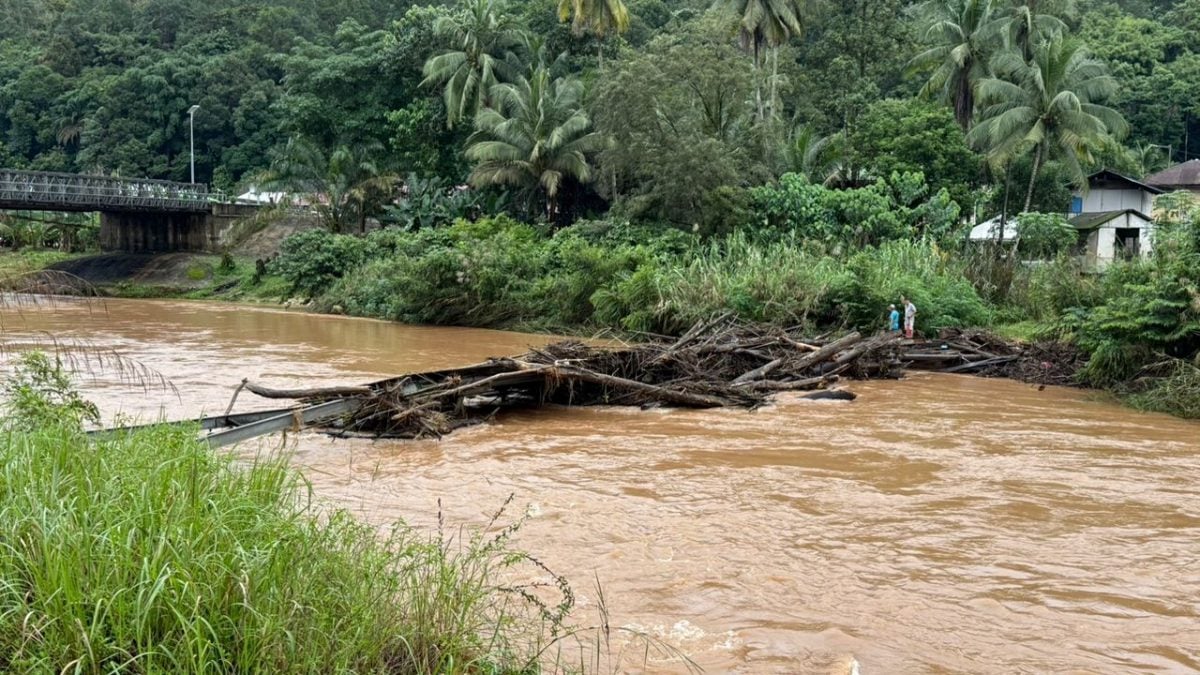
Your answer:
[901,296,917,339]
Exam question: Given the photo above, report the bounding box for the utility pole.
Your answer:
[187,104,200,184]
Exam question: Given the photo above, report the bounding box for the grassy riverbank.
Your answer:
[3,205,1199,421]
[0,354,578,673]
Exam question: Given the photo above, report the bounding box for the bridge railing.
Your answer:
[0,169,211,212]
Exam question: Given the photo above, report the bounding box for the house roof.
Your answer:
[1087,169,1165,194]
[1143,159,1200,189]
[967,216,1018,241]
[1067,209,1152,230]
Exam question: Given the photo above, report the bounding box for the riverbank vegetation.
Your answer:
[3,0,1200,417]
[0,353,586,672]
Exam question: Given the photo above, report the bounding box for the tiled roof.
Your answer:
[1144,160,1200,188]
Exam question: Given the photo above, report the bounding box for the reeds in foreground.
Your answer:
[0,353,698,674]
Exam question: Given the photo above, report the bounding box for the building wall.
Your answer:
[1080,188,1154,214]
[1084,213,1155,271]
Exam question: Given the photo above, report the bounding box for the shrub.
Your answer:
[1125,360,1200,419]
[2,352,98,431]
[1006,254,1103,320]
[326,217,550,326]
[1077,265,1200,357]
[835,239,991,334]
[533,232,652,327]
[270,229,369,298]
[1015,212,1076,260]
[751,172,959,251]
[696,185,753,237]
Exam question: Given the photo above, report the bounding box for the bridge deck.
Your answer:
[0,169,211,213]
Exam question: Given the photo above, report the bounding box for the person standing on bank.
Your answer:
[901,296,917,339]
[888,304,900,334]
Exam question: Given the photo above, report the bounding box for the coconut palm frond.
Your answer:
[465,67,601,219]
[909,0,1002,130]
[421,0,525,127]
[972,35,1127,211]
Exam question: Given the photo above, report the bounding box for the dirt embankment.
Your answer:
[221,213,319,259]
[49,253,217,290]
[48,217,319,291]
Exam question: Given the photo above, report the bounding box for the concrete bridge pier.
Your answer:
[2,168,264,253]
[100,211,214,252]
[99,204,261,253]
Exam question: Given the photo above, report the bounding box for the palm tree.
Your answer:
[465,67,605,219]
[969,37,1128,212]
[909,0,1000,130]
[55,114,85,149]
[422,0,523,128]
[263,138,396,233]
[557,0,630,66]
[994,0,1076,60]
[720,0,816,123]
[779,122,838,181]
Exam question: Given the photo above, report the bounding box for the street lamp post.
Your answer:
[187,104,200,184]
[1146,143,1173,165]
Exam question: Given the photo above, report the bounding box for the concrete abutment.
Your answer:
[99,204,262,253]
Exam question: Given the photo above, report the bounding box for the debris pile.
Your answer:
[246,315,904,439]
[238,318,1082,441]
[915,327,1084,386]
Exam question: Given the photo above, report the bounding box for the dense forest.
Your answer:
[3,0,1200,418]
[1,0,1198,215]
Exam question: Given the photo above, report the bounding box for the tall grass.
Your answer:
[836,239,991,333]
[284,220,991,336]
[1125,359,1200,419]
[657,231,848,331]
[0,357,576,673]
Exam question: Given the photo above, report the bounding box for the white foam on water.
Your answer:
[669,620,705,642]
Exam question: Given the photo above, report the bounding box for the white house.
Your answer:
[1068,170,1162,270]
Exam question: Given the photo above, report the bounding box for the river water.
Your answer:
[3,298,1199,673]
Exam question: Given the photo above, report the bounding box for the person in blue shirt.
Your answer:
[888,304,900,333]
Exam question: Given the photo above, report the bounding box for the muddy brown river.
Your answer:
[3,298,1199,673]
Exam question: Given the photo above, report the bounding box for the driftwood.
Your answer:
[747,372,844,392]
[246,381,372,399]
[237,318,905,439]
[941,355,1019,373]
[89,319,1071,447]
[730,358,785,386]
[795,332,862,371]
[548,364,732,408]
[234,318,1063,441]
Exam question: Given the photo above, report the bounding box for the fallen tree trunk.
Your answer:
[942,355,1019,373]
[747,372,844,392]
[834,334,896,366]
[550,364,732,408]
[730,358,785,386]
[246,381,372,399]
[795,332,862,371]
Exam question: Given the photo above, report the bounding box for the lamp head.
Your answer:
[188,105,200,114]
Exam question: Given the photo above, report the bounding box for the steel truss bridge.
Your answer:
[0,169,212,213]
